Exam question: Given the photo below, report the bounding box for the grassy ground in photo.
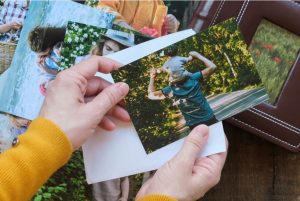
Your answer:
[249,19,300,105]
[207,88,268,120]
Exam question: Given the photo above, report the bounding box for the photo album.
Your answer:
[0,0,268,185]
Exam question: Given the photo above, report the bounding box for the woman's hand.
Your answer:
[137,125,228,201]
[39,56,130,150]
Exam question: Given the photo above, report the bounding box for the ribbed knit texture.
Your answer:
[137,194,178,201]
[0,118,177,201]
[0,118,72,201]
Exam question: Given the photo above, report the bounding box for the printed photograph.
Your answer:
[60,21,152,69]
[0,0,114,120]
[84,0,193,38]
[112,18,269,153]
[0,0,30,73]
[249,19,300,105]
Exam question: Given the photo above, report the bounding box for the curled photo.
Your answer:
[112,18,269,153]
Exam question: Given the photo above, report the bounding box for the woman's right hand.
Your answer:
[137,125,228,201]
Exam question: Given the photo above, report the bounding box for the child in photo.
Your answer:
[28,26,65,76]
[75,29,135,64]
[28,27,65,96]
[148,45,219,129]
[39,41,63,96]
[44,41,63,73]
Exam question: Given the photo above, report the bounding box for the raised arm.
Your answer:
[189,51,217,80]
[148,69,166,100]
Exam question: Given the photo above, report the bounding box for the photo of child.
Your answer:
[27,26,65,96]
[148,48,219,130]
[61,21,152,69]
[74,28,135,64]
[112,18,269,153]
[0,0,114,120]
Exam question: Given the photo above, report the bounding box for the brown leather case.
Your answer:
[189,0,300,152]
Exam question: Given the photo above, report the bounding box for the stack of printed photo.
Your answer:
[0,0,269,200]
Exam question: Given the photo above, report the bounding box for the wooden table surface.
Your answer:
[202,122,300,201]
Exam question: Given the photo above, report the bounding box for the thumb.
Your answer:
[87,82,129,118]
[176,125,209,167]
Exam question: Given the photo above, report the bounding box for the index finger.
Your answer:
[72,55,122,79]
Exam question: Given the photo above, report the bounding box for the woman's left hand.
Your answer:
[39,56,130,150]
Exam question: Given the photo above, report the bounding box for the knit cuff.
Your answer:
[137,194,177,201]
[21,117,73,167]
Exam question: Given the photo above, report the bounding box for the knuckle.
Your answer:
[104,88,119,105]
[186,136,202,150]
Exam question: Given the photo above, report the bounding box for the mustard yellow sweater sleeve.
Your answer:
[0,117,177,201]
[0,118,72,201]
[137,194,177,201]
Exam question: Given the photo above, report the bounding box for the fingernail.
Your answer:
[117,82,129,96]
